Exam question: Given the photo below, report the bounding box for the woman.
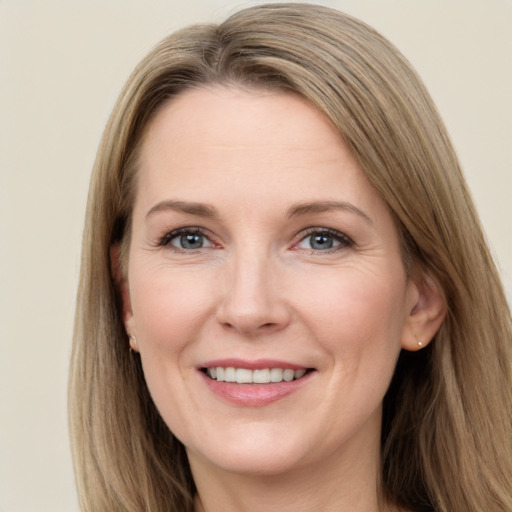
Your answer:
[69,3,512,511]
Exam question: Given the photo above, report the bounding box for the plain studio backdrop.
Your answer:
[0,1,510,511]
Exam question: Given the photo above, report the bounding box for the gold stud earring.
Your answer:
[128,334,138,353]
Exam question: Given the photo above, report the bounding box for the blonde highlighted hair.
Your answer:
[69,4,512,511]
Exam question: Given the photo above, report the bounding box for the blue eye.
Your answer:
[297,230,351,251]
[160,229,214,250]
[309,233,336,250]
[173,233,205,249]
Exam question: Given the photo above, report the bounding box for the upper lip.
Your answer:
[198,358,310,371]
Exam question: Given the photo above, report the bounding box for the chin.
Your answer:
[189,448,304,478]
[185,428,313,477]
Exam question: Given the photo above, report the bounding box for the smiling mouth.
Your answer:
[202,367,313,384]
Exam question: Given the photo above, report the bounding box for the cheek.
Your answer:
[295,264,408,358]
[317,271,407,417]
[129,263,215,355]
[127,265,215,428]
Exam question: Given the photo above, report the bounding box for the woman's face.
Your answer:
[123,86,420,476]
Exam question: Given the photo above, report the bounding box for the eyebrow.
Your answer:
[287,201,373,225]
[146,200,219,219]
[145,199,372,225]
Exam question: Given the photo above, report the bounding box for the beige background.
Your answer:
[0,1,510,510]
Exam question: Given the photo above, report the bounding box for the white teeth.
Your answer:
[207,366,308,383]
[283,369,295,382]
[236,368,253,383]
[224,367,236,382]
[253,369,271,383]
[294,369,306,379]
[270,368,283,382]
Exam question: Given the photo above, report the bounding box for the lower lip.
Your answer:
[200,371,314,407]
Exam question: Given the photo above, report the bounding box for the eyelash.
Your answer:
[295,228,353,254]
[156,226,353,254]
[157,227,213,252]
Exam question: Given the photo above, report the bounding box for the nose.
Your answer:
[216,247,291,337]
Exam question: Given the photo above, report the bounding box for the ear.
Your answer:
[401,272,447,351]
[110,244,138,350]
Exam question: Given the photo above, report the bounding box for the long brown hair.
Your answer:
[69,4,512,511]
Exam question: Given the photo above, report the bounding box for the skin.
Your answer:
[122,86,445,512]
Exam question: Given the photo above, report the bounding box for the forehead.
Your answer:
[136,86,377,204]
[140,86,342,159]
